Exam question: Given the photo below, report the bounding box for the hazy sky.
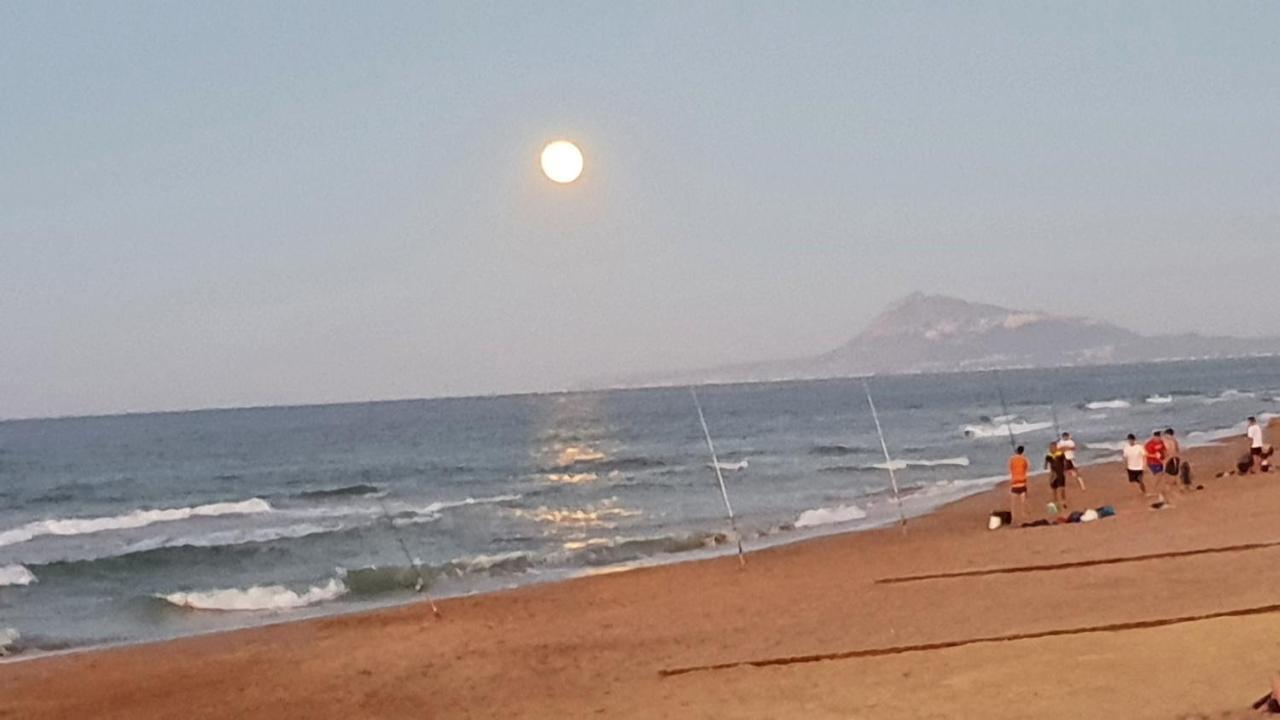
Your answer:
[3,2,1278,418]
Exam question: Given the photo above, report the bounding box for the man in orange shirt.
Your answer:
[1009,445,1030,525]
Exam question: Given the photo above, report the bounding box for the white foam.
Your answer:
[0,628,19,656]
[795,504,868,528]
[962,420,1054,439]
[709,460,749,471]
[1085,399,1131,410]
[0,564,36,587]
[1145,395,1174,404]
[1086,440,1128,452]
[160,578,346,612]
[0,498,273,549]
[870,456,969,471]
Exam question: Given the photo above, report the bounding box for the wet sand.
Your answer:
[4,430,1279,719]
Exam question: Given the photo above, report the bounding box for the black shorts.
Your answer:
[1127,469,1144,483]
[1252,447,1264,456]
[1050,475,1066,489]
[1065,459,1076,471]
[1011,485,1027,495]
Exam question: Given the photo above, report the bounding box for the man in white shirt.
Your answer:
[1123,433,1148,494]
[1059,432,1085,490]
[1247,417,1265,474]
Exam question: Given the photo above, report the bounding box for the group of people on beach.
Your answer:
[1005,416,1268,525]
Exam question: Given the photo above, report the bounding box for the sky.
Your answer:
[3,2,1279,418]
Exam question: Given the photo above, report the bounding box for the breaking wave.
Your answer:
[962,420,1053,439]
[795,504,867,528]
[160,578,347,612]
[296,484,382,500]
[1086,440,1129,452]
[820,457,971,473]
[0,564,36,587]
[0,498,273,549]
[1085,399,1131,410]
[1145,395,1174,404]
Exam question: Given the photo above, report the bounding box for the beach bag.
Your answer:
[1067,511,1084,523]
[1081,509,1099,523]
[988,511,1012,530]
[1097,505,1117,518]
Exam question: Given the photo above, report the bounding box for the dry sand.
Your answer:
[5,431,1280,719]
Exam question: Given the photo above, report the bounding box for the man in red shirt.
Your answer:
[1144,431,1167,474]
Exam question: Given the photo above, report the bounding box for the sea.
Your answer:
[2,357,1279,657]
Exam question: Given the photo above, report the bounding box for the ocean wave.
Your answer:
[1145,395,1174,404]
[160,578,347,612]
[795,504,867,529]
[1085,399,1131,410]
[296,484,382,500]
[962,420,1053,439]
[1086,440,1128,452]
[340,552,536,595]
[0,628,19,656]
[821,457,971,473]
[810,444,871,457]
[708,460,748,471]
[553,532,728,567]
[872,456,970,471]
[1205,389,1253,404]
[0,498,272,549]
[0,564,36,587]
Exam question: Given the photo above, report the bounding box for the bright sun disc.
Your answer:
[540,140,584,183]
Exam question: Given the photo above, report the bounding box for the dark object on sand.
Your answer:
[1250,674,1280,712]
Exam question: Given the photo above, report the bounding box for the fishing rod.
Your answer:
[691,388,747,567]
[992,369,1018,452]
[862,378,907,532]
[375,495,442,618]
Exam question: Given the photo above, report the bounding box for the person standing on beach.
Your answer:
[1044,441,1068,510]
[1161,428,1184,492]
[1144,431,1166,475]
[1009,445,1030,524]
[1124,434,1148,495]
[1247,416,1265,474]
[1058,431,1085,491]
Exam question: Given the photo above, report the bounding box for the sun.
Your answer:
[540,140,584,184]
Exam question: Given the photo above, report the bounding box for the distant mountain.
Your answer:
[605,293,1280,387]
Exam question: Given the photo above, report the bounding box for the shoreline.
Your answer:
[0,427,1236,664]
[5,425,1278,717]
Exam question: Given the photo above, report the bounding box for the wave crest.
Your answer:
[0,564,36,587]
[0,498,273,549]
[160,578,346,612]
[795,504,867,529]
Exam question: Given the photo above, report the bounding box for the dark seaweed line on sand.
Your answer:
[658,602,1280,678]
[874,540,1280,585]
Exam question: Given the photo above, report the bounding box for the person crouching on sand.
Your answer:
[1009,445,1030,524]
[1123,434,1148,495]
[1044,441,1068,510]
[1058,431,1085,491]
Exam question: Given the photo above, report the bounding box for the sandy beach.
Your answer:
[5,428,1280,719]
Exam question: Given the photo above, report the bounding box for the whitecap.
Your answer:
[160,578,346,612]
[962,420,1054,439]
[870,456,970,471]
[0,564,36,587]
[0,498,273,549]
[1086,440,1129,452]
[1085,399,1131,410]
[708,460,749,471]
[795,504,868,528]
[1145,395,1174,404]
